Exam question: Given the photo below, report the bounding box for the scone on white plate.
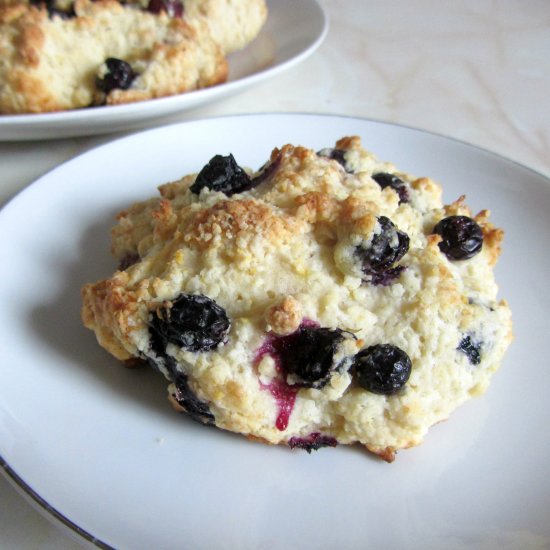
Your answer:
[0,0,267,113]
[82,136,513,462]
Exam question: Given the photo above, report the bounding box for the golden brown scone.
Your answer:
[97,0,268,54]
[0,0,268,52]
[82,136,513,462]
[0,0,267,113]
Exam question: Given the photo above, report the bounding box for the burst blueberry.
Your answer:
[149,293,230,354]
[357,216,409,282]
[433,215,483,260]
[354,344,412,395]
[275,326,352,389]
[372,172,410,203]
[190,154,257,196]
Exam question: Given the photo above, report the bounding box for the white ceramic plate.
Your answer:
[0,114,548,550]
[0,0,327,142]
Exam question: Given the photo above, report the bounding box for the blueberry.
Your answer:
[146,0,183,17]
[30,0,75,18]
[171,372,215,425]
[250,155,281,186]
[368,265,407,287]
[288,432,338,453]
[190,154,257,196]
[317,148,354,173]
[275,326,352,389]
[144,354,214,424]
[433,215,483,260]
[457,335,482,365]
[372,172,410,204]
[96,58,137,94]
[353,344,412,395]
[149,294,230,354]
[118,252,140,271]
[357,216,409,282]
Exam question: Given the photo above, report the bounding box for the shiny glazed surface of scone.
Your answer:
[0,0,266,113]
[81,136,513,462]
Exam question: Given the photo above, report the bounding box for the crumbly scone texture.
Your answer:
[181,0,267,54]
[81,136,513,461]
[0,0,266,113]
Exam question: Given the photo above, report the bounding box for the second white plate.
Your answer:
[0,0,327,141]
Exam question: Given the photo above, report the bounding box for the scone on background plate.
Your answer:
[0,0,267,113]
[81,136,513,462]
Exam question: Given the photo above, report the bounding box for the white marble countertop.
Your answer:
[1,0,549,547]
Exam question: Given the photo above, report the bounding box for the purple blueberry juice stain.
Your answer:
[253,335,295,431]
[263,379,298,431]
[253,319,320,431]
[253,318,320,368]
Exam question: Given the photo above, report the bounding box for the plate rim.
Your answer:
[2,112,549,215]
[1,112,548,549]
[0,459,113,549]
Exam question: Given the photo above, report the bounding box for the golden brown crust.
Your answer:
[184,198,303,250]
[295,192,340,224]
[475,210,504,267]
[81,275,136,361]
[371,446,396,463]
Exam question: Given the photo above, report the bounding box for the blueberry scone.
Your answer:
[81,136,513,462]
[0,0,267,113]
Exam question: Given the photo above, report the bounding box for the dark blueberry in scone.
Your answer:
[368,265,407,287]
[354,344,412,395]
[275,326,353,389]
[149,354,215,424]
[118,252,141,271]
[30,0,76,18]
[147,0,184,18]
[251,155,281,186]
[149,293,231,353]
[358,216,410,281]
[433,215,483,260]
[372,172,410,204]
[170,372,215,425]
[458,335,482,365]
[190,154,256,196]
[317,148,354,173]
[96,58,137,94]
[288,432,338,453]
